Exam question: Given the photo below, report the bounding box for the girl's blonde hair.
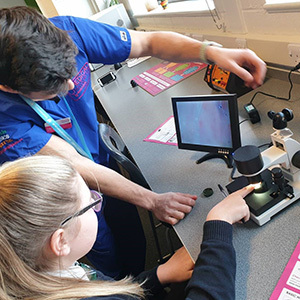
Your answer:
[0,155,144,299]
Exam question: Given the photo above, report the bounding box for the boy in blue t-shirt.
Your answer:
[0,6,266,278]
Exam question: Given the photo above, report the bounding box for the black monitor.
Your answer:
[172,94,241,166]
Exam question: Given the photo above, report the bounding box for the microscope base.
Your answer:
[226,169,298,226]
[249,196,299,226]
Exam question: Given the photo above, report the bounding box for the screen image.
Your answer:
[172,94,241,155]
[176,100,232,148]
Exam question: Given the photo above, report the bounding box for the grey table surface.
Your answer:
[92,58,300,300]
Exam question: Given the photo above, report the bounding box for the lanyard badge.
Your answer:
[44,117,72,133]
[20,95,94,161]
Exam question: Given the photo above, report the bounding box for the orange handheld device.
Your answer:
[204,64,252,97]
[204,64,261,123]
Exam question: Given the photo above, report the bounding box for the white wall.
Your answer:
[134,0,300,67]
[0,0,26,8]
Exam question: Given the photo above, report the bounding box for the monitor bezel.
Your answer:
[172,94,241,155]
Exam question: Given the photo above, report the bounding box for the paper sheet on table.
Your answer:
[144,116,177,146]
[132,61,207,96]
[270,239,300,299]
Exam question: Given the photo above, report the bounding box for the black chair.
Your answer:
[98,123,174,264]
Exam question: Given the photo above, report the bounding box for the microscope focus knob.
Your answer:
[292,150,300,169]
[268,109,294,130]
[282,108,293,122]
[267,110,275,120]
[273,112,287,130]
[271,167,285,191]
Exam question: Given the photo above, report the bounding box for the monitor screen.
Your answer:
[172,94,241,155]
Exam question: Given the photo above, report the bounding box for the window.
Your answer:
[265,0,299,3]
[264,0,300,12]
[168,0,214,7]
[162,0,215,12]
[168,0,205,2]
[131,0,215,16]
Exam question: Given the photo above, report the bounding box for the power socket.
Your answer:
[288,43,300,65]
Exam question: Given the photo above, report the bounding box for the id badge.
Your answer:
[44,117,72,133]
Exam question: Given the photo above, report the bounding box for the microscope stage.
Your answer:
[226,169,297,226]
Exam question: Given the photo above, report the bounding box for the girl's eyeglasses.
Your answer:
[60,190,103,227]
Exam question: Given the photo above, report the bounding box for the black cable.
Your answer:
[249,62,300,105]
[230,63,300,181]
[239,118,250,125]
[258,142,272,149]
[291,62,300,72]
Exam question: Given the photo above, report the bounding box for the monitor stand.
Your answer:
[196,153,233,168]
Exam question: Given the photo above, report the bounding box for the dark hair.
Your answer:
[0,6,78,95]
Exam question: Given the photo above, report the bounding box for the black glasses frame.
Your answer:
[60,192,103,227]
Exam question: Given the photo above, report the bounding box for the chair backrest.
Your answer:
[98,123,151,190]
[99,124,174,261]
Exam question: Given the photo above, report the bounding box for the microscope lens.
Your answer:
[248,174,262,184]
[233,145,263,175]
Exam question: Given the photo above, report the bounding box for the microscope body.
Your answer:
[265,129,300,183]
[255,129,300,225]
[227,109,300,226]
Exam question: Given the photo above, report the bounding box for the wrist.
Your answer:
[157,264,170,285]
[206,211,232,224]
[199,41,222,64]
[144,190,157,211]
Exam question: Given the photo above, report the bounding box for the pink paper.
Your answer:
[144,116,177,146]
[132,61,207,96]
[270,239,300,299]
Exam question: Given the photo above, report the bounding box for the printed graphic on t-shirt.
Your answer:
[68,63,90,101]
[0,130,23,155]
[120,30,128,42]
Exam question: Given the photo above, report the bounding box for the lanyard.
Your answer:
[20,95,94,161]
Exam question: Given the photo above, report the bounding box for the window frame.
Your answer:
[264,1,300,13]
[134,0,215,17]
[168,0,202,2]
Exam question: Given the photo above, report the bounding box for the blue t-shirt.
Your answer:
[0,16,131,165]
